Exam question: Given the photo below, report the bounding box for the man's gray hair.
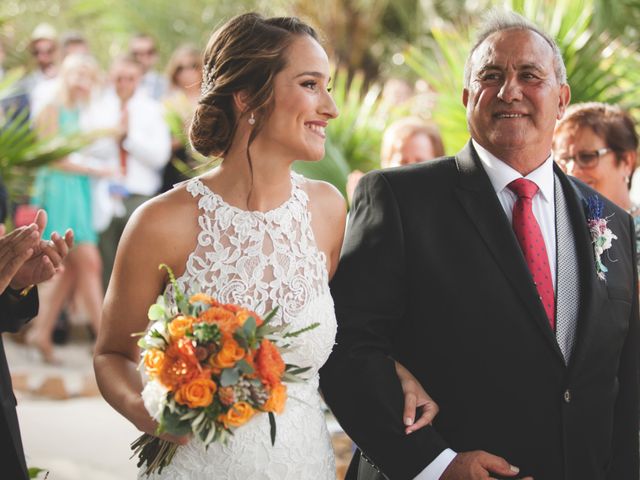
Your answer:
[463,9,567,88]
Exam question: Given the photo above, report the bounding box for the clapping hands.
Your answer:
[0,209,74,295]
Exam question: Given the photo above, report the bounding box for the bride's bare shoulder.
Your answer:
[119,183,201,262]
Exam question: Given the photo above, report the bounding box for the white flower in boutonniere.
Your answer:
[585,194,618,281]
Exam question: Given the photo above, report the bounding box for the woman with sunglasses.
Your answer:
[158,45,203,193]
[554,102,639,231]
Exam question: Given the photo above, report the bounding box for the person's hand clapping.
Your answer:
[8,209,74,291]
[0,223,40,294]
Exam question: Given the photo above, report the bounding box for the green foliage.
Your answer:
[0,70,95,214]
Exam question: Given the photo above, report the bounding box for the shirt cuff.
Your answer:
[413,448,457,480]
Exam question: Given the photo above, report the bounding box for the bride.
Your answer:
[94,13,434,479]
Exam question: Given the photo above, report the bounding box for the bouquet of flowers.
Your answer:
[132,265,317,476]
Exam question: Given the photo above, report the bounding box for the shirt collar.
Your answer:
[472,139,555,204]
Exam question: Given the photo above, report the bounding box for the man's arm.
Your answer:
[606,214,640,478]
[0,287,38,333]
[320,171,448,479]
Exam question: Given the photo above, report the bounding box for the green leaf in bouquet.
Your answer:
[269,412,276,446]
[262,306,279,326]
[283,322,320,338]
[191,322,220,344]
[159,263,187,308]
[233,330,249,350]
[220,367,241,387]
[236,358,255,375]
[285,365,313,376]
[148,304,166,321]
[158,406,193,437]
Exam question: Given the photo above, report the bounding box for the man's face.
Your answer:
[31,39,57,70]
[463,29,570,163]
[112,62,142,101]
[130,37,157,72]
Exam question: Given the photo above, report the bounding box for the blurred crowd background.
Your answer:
[1,0,640,478]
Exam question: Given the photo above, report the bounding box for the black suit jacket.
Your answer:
[320,142,639,480]
[1,288,38,480]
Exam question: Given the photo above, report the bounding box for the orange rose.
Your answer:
[168,315,194,339]
[262,383,287,414]
[255,339,285,388]
[143,349,165,377]
[174,376,217,409]
[235,309,264,327]
[159,338,202,391]
[199,307,238,338]
[219,402,255,428]
[189,293,219,306]
[210,338,245,369]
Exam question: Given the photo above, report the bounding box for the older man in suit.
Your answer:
[321,11,639,480]
[0,211,72,480]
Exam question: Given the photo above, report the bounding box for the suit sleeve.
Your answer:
[0,288,38,333]
[320,171,448,479]
[607,214,640,478]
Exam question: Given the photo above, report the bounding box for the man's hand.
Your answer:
[394,361,439,434]
[0,223,39,294]
[441,451,533,480]
[9,210,74,290]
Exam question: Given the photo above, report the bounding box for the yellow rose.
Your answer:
[262,383,287,414]
[219,402,255,428]
[144,349,165,378]
[174,377,217,408]
[168,315,195,339]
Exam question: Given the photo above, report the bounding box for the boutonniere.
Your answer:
[585,194,618,280]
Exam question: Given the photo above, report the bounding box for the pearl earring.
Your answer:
[248,112,256,125]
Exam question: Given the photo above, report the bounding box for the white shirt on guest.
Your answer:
[413,140,557,480]
[79,88,171,231]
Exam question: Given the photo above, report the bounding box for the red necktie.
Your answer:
[508,178,555,330]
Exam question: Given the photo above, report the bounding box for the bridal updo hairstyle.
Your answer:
[190,13,318,158]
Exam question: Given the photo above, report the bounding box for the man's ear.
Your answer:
[556,84,571,120]
[620,150,638,178]
[462,88,469,108]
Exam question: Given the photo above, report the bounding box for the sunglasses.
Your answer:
[176,62,199,73]
[33,47,55,56]
[556,147,613,170]
[133,48,156,57]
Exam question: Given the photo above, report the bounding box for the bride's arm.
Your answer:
[395,361,439,435]
[93,195,190,445]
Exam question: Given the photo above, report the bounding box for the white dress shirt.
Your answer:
[413,140,557,480]
[79,88,171,231]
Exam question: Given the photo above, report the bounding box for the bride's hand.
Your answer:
[395,361,439,435]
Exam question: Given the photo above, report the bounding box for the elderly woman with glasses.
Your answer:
[554,102,639,211]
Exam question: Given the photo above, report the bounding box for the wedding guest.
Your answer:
[27,54,110,362]
[554,102,638,214]
[23,23,59,120]
[61,31,90,58]
[94,13,434,479]
[346,117,444,203]
[322,10,638,480]
[92,55,171,290]
[130,33,168,100]
[159,44,203,193]
[0,210,73,480]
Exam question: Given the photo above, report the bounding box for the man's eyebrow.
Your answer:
[477,62,546,73]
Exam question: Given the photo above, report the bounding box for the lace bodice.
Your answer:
[144,172,337,479]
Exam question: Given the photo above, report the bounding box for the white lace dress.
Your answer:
[141,172,337,480]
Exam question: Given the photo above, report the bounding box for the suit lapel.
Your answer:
[555,167,609,372]
[454,142,564,362]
